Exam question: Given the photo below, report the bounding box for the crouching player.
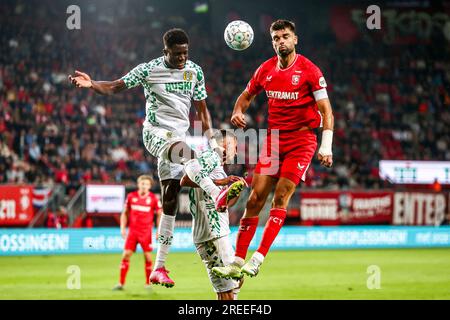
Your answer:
[180,130,246,300]
[113,175,162,290]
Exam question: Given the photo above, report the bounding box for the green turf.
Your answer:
[1,248,449,300]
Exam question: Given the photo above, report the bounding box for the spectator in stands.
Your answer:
[432,178,442,193]
[46,206,69,229]
[0,0,448,195]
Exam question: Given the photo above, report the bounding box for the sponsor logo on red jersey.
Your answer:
[266,90,299,100]
[130,204,152,212]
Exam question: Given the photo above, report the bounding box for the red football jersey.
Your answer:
[246,54,328,131]
[125,191,161,234]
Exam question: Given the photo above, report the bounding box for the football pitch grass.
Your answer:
[1,248,449,300]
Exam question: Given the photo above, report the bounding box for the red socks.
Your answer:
[235,208,287,260]
[257,208,287,257]
[119,259,153,286]
[145,260,153,285]
[119,259,130,285]
[235,216,259,260]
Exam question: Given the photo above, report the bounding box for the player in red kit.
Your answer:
[212,19,334,279]
[113,175,162,290]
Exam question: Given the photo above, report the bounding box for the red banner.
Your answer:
[299,191,450,226]
[0,185,34,226]
[300,191,393,225]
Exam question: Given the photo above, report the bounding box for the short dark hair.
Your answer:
[163,28,189,48]
[270,19,296,33]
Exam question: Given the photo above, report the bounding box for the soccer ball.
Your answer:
[224,20,254,51]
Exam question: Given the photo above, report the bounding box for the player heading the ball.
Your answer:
[213,19,334,280]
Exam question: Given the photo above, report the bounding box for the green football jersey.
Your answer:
[121,57,207,135]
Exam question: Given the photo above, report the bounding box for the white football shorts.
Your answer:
[142,126,185,181]
[195,236,240,293]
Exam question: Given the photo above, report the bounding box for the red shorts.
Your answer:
[124,231,153,252]
[254,129,317,185]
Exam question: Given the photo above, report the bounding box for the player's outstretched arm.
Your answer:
[316,98,334,168]
[231,90,255,129]
[68,70,127,95]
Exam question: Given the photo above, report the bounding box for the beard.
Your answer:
[277,46,294,57]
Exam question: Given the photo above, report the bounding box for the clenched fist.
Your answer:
[231,112,247,129]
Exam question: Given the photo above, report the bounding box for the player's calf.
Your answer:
[246,189,268,215]
[115,256,131,289]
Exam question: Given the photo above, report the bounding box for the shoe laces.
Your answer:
[249,259,259,269]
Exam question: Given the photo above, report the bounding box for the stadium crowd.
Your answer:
[1,0,449,197]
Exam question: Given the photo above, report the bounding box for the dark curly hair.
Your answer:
[270,19,296,33]
[163,28,189,48]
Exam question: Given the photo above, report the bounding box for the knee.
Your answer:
[162,197,178,216]
[161,181,181,215]
[123,251,133,260]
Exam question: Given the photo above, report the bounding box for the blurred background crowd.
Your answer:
[1,0,449,198]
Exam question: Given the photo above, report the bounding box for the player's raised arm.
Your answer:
[68,70,127,95]
[231,90,256,129]
[316,98,334,168]
[231,64,261,129]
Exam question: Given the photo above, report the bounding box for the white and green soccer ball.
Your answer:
[224,20,254,51]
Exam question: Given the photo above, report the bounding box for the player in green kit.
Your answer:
[180,130,246,300]
[69,29,243,287]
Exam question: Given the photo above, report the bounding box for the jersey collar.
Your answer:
[137,192,150,198]
[163,58,187,70]
[276,53,299,71]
